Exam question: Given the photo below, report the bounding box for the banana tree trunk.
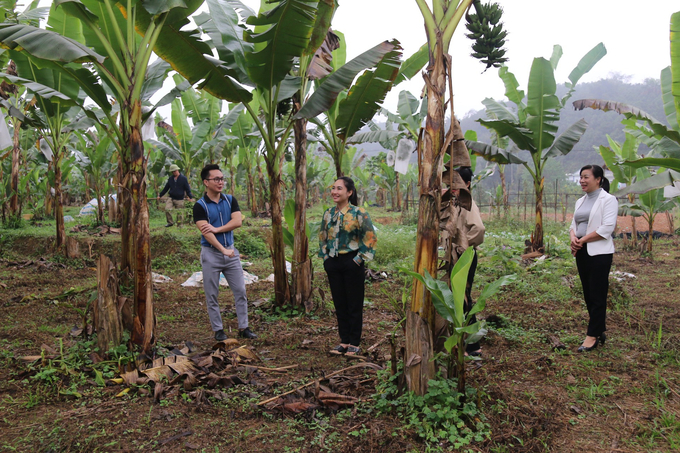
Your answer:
[258,162,268,213]
[647,214,654,253]
[9,120,20,217]
[499,165,508,217]
[121,100,155,355]
[531,176,545,253]
[395,173,402,211]
[248,166,258,218]
[292,113,313,311]
[267,156,291,305]
[628,194,637,247]
[45,160,54,220]
[406,42,447,396]
[54,150,65,249]
[334,155,342,178]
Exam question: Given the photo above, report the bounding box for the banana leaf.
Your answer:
[526,57,559,152]
[244,0,318,89]
[481,97,516,122]
[295,40,401,120]
[336,42,402,140]
[394,42,428,86]
[466,140,526,165]
[543,119,588,158]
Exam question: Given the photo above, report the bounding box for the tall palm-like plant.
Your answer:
[0,0,248,354]
[467,43,606,253]
[402,0,477,396]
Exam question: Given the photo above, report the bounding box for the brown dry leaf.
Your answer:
[317,391,359,407]
[120,369,140,385]
[230,346,259,361]
[141,365,174,382]
[0,282,6,289]
[212,338,239,351]
[40,344,57,355]
[192,354,213,368]
[154,382,165,402]
[88,352,103,364]
[18,355,45,363]
[283,401,321,413]
[166,357,196,375]
[69,326,83,337]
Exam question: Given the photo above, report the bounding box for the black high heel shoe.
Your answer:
[599,333,606,345]
[577,337,599,353]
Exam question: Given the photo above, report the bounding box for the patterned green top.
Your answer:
[318,204,377,265]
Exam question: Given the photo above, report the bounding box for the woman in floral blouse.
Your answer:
[319,177,377,356]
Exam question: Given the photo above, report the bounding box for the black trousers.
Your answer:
[575,244,613,337]
[324,252,365,347]
[465,250,480,352]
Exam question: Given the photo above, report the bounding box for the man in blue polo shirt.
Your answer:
[193,164,256,341]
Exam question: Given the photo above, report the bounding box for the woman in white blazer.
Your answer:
[569,165,618,352]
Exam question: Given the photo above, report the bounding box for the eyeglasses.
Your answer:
[206,177,225,182]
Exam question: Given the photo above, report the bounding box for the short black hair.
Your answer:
[455,166,473,185]
[201,164,221,181]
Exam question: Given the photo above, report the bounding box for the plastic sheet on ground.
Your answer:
[611,271,636,282]
[152,273,173,283]
[264,261,291,282]
[79,194,118,216]
[181,268,259,287]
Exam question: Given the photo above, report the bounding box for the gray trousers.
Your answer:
[200,246,248,331]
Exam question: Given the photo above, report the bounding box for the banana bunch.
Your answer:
[465,0,508,71]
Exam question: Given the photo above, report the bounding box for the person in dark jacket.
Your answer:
[158,164,194,227]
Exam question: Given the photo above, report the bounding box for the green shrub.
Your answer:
[372,225,416,268]
[2,214,23,229]
[235,232,270,258]
[374,369,490,449]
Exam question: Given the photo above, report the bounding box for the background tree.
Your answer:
[467,43,606,253]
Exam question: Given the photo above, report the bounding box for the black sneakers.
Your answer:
[238,327,257,339]
[214,329,227,341]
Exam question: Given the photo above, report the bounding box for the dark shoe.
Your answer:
[165,223,174,227]
[238,327,257,339]
[345,346,361,356]
[577,338,598,353]
[329,345,347,355]
[467,350,482,357]
[599,333,607,345]
[214,329,227,341]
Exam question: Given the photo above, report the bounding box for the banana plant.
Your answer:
[199,0,403,306]
[467,43,606,254]
[402,247,516,396]
[574,12,680,197]
[296,30,405,178]
[72,126,117,225]
[0,0,254,355]
[619,166,678,253]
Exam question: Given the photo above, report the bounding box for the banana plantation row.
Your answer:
[1,0,679,399]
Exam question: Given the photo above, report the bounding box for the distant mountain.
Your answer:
[460,76,666,176]
[329,76,667,187]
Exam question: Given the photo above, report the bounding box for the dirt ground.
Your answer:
[0,234,679,452]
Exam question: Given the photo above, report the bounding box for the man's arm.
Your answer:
[183,176,194,200]
[198,211,242,235]
[158,179,170,198]
[195,220,234,257]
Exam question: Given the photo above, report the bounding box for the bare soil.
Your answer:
[0,233,679,452]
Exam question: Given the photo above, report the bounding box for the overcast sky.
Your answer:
[240,0,679,117]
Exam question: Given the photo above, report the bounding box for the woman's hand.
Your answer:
[570,236,582,255]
